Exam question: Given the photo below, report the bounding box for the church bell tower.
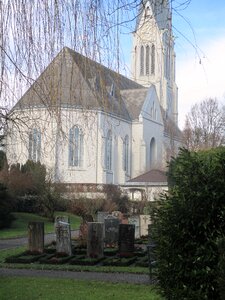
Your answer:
[131,0,178,124]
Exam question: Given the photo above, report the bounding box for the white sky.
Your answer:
[173,0,225,128]
[176,37,225,128]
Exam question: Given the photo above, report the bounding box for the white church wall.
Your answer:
[99,112,132,185]
[131,121,144,178]
[163,134,183,166]
[54,108,99,184]
[6,108,57,173]
[143,117,164,170]
[6,107,134,185]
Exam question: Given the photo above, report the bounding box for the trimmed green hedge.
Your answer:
[218,238,225,299]
[152,147,225,299]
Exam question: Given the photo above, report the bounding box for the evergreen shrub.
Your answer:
[152,147,225,299]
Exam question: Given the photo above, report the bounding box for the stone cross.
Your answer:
[55,216,72,256]
[139,215,151,237]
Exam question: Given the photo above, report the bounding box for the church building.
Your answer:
[5,1,182,198]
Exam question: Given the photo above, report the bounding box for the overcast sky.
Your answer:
[173,0,225,128]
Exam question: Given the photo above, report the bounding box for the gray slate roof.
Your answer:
[12,47,181,139]
[121,88,148,120]
[127,169,167,184]
[13,47,145,121]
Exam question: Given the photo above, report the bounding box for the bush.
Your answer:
[103,184,129,213]
[16,195,42,214]
[152,147,225,299]
[0,183,15,228]
[0,150,8,171]
[70,197,104,220]
[218,238,225,299]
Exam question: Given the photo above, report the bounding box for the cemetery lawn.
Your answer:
[0,212,81,239]
[0,277,163,300]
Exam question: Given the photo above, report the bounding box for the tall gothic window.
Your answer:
[105,130,112,170]
[151,44,155,75]
[140,46,144,76]
[146,45,150,75]
[123,135,129,173]
[28,128,41,162]
[150,137,156,169]
[68,125,84,167]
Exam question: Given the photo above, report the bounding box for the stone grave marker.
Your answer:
[121,214,129,224]
[55,218,72,255]
[104,215,120,247]
[55,215,69,227]
[97,211,109,223]
[140,215,151,237]
[28,222,44,254]
[148,224,155,245]
[87,222,104,258]
[128,215,140,239]
[111,211,123,221]
[118,224,135,257]
[79,214,94,245]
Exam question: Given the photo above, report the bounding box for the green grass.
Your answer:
[0,212,81,239]
[0,277,163,300]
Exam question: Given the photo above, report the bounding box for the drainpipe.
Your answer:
[96,112,99,184]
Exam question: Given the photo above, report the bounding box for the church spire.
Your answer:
[131,0,178,124]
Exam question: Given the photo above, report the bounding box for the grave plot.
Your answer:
[5,219,154,269]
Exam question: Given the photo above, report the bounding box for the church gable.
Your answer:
[13,47,98,111]
[140,85,163,124]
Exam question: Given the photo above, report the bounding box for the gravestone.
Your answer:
[111,211,123,221]
[104,216,120,247]
[148,224,155,245]
[97,211,109,223]
[121,214,129,224]
[140,215,151,236]
[87,222,104,258]
[128,215,140,239]
[28,222,44,254]
[55,215,69,227]
[55,218,72,256]
[79,214,94,245]
[118,224,135,257]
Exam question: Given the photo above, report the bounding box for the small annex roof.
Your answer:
[126,169,167,186]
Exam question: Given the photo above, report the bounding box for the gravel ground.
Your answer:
[0,268,151,284]
[0,231,78,250]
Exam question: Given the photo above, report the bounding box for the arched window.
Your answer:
[29,128,41,162]
[68,125,84,167]
[123,135,129,173]
[140,46,144,76]
[146,45,150,75]
[105,130,112,170]
[151,44,155,75]
[145,6,150,17]
[150,137,156,169]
